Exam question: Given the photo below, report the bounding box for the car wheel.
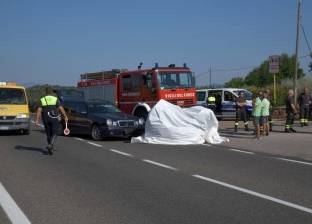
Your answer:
[134,108,148,120]
[20,129,30,135]
[91,124,102,141]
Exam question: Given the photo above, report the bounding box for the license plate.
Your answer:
[0,126,9,130]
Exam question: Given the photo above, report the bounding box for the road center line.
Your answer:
[74,137,84,141]
[0,182,32,224]
[277,158,312,166]
[142,159,178,171]
[110,149,133,157]
[192,174,312,214]
[86,142,103,147]
[228,148,255,155]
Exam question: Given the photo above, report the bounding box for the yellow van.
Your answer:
[0,82,30,134]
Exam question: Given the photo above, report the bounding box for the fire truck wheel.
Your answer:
[91,124,102,141]
[134,108,148,120]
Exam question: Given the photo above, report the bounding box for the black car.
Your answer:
[62,100,145,140]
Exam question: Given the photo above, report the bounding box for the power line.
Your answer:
[195,66,255,78]
[301,24,312,55]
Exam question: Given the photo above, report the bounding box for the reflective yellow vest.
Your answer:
[207,96,216,104]
[40,96,58,107]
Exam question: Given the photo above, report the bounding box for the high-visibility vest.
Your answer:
[40,95,58,107]
[207,96,216,104]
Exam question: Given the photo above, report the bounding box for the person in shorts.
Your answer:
[261,91,270,136]
[252,91,262,139]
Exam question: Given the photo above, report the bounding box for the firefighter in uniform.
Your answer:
[35,87,68,155]
[207,95,216,113]
[235,91,249,132]
[298,87,311,127]
[285,89,297,133]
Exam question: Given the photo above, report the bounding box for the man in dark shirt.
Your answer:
[298,87,311,126]
[35,87,68,155]
[285,89,297,133]
[234,91,249,132]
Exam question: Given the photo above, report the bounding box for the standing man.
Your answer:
[234,91,249,132]
[261,91,271,136]
[252,91,262,140]
[35,87,68,155]
[285,89,297,133]
[298,87,311,127]
[207,95,216,114]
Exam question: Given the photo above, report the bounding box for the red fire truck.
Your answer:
[77,63,196,119]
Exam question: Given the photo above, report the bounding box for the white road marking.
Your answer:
[86,142,103,147]
[74,137,84,141]
[0,182,32,224]
[142,159,178,171]
[110,149,133,157]
[228,148,255,155]
[277,158,312,166]
[192,174,312,214]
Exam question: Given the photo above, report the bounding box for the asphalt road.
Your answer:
[0,124,312,224]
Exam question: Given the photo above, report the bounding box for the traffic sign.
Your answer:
[269,55,280,74]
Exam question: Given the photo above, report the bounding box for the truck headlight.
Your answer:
[138,118,145,125]
[16,113,29,119]
[106,119,113,126]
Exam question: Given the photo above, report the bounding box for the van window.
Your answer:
[0,88,26,105]
[196,91,206,101]
[224,91,235,101]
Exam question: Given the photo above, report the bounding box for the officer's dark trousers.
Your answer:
[285,112,295,129]
[300,106,310,124]
[43,117,60,145]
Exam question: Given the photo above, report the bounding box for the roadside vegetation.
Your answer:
[26,84,74,112]
[224,53,311,106]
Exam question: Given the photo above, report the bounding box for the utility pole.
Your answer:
[294,0,301,104]
[209,66,212,88]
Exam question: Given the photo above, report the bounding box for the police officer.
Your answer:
[207,95,216,113]
[285,89,297,133]
[35,87,68,155]
[298,87,311,127]
[235,91,249,132]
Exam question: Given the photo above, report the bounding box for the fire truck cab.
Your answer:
[78,63,196,119]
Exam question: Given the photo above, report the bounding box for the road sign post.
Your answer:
[269,55,280,105]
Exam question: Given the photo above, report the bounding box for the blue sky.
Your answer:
[0,0,311,86]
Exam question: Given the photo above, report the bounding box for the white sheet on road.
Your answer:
[131,100,228,145]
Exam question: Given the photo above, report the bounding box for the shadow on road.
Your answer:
[219,128,255,139]
[15,145,49,155]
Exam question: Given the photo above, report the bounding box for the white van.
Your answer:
[196,88,253,118]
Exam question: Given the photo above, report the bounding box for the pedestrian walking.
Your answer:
[285,89,297,133]
[35,87,68,155]
[234,91,249,132]
[298,87,311,127]
[261,91,270,136]
[252,92,262,139]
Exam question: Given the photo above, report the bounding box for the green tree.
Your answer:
[245,54,305,87]
[224,77,245,88]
